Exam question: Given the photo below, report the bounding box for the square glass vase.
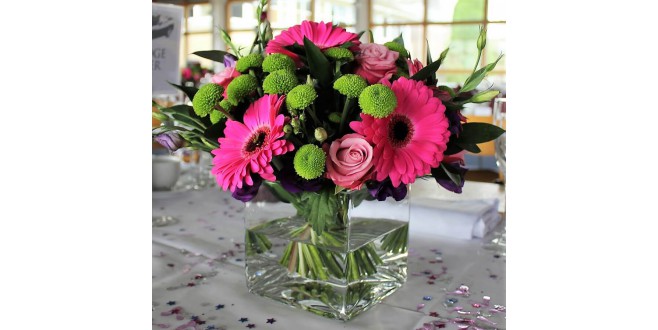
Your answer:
[244,184,410,320]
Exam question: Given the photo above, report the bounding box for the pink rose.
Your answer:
[406,58,424,76]
[211,67,241,98]
[325,134,374,190]
[355,44,399,84]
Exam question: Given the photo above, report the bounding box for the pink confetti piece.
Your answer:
[416,303,426,311]
[154,324,171,328]
[175,320,197,330]
[476,315,496,325]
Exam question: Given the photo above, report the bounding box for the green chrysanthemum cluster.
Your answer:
[262,53,295,73]
[294,144,326,180]
[286,84,317,110]
[209,110,223,124]
[384,42,409,58]
[226,75,258,105]
[358,84,397,118]
[263,70,298,94]
[219,99,234,111]
[323,47,354,61]
[333,74,367,98]
[192,83,223,117]
[235,53,264,73]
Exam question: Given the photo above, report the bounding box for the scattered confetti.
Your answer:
[167,301,176,305]
[215,304,224,310]
[266,318,276,324]
[444,298,458,307]
[423,296,433,301]
[239,318,249,323]
[416,303,425,311]
[429,312,439,317]
[246,324,256,328]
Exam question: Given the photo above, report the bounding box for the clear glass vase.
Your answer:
[244,183,410,320]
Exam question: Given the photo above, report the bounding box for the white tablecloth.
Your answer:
[152,182,506,330]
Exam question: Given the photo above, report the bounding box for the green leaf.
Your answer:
[457,142,481,153]
[437,85,456,98]
[192,50,232,63]
[425,40,435,82]
[356,31,366,40]
[203,120,226,141]
[335,186,346,194]
[411,47,449,82]
[368,30,374,43]
[152,125,191,135]
[392,33,405,47]
[457,122,505,144]
[159,104,193,114]
[168,82,198,101]
[470,90,499,103]
[300,189,338,235]
[460,53,503,93]
[303,37,333,87]
[264,181,298,204]
[438,163,462,186]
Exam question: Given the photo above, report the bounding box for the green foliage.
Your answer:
[457,122,505,144]
[411,47,449,82]
[303,37,332,88]
[192,50,232,63]
[299,188,338,235]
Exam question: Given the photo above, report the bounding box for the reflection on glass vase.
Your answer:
[244,183,410,320]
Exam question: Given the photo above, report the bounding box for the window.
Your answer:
[225,0,358,55]
[371,0,506,83]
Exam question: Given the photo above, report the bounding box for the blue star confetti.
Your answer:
[166,301,176,305]
[206,326,217,330]
[215,304,225,310]
[239,318,249,323]
[266,318,276,324]
[246,324,256,328]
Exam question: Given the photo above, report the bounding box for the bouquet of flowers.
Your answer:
[180,61,213,88]
[152,0,504,320]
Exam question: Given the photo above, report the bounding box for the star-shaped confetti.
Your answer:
[215,304,225,310]
[429,312,439,317]
[206,326,217,330]
[239,318,249,323]
[266,318,276,324]
[246,324,256,328]
[166,301,176,305]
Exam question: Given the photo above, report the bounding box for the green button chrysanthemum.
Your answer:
[384,42,409,58]
[209,110,223,124]
[286,84,317,110]
[358,84,397,118]
[192,83,223,117]
[219,99,234,111]
[235,53,264,73]
[294,144,326,180]
[333,74,367,98]
[262,53,296,73]
[262,70,298,95]
[226,74,258,105]
[323,47,354,61]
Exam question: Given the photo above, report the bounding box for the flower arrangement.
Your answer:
[181,61,214,88]
[152,0,504,320]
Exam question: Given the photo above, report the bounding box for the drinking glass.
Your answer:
[483,98,506,253]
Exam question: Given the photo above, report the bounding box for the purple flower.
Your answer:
[154,132,185,152]
[445,108,467,137]
[366,179,407,201]
[231,175,262,202]
[223,54,237,68]
[277,166,322,193]
[434,161,468,194]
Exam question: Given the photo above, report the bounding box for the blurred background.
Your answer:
[153,0,506,181]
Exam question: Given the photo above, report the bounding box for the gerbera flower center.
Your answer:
[388,115,414,148]
[244,128,270,154]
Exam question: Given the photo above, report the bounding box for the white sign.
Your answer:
[152,3,183,96]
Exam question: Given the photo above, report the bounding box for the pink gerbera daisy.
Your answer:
[349,77,451,187]
[265,21,361,65]
[211,94,294,192]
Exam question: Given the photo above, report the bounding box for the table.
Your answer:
[152,181,506,330]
